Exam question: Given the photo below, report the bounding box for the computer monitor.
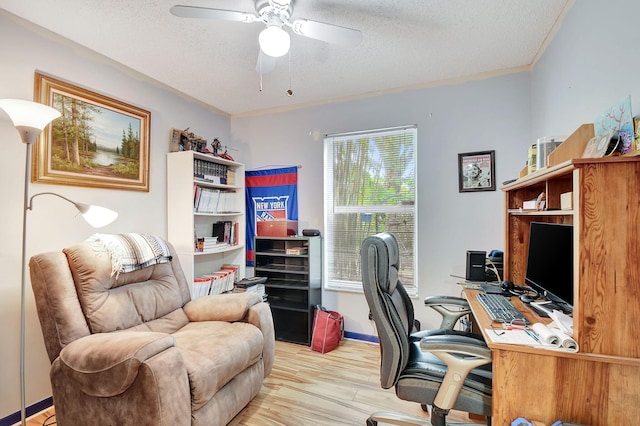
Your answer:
[525,222,574,308]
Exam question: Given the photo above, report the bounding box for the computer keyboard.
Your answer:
[476,293,529,324]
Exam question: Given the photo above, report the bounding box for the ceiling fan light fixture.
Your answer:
[259,25,290,57]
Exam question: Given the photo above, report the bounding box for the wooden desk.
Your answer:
[464,289,640,425]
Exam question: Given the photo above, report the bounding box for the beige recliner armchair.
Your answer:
[29,234,274,426]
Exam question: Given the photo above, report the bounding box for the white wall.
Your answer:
[0,11,231,419]
[231,72,532,336]
[531,0,640,134]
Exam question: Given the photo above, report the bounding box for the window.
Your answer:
[323,125,417,295]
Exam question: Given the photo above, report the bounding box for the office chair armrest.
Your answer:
[420,334,491,411]
[424,295,471,330]
[420,334,490,357]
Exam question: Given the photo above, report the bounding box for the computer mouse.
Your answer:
[519,294,534,303]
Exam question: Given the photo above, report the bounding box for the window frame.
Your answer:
[322,125,418,296]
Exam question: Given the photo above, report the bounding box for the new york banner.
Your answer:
[245,167,298,266]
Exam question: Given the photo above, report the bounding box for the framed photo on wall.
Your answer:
[458,150,496,192]
[33,72,151,191]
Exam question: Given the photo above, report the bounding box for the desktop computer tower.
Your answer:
[465,250,486,281]
[465,250,503,282]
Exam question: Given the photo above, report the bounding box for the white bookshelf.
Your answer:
[167,151,245,294]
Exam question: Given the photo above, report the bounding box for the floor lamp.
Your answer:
[0,99,118,425]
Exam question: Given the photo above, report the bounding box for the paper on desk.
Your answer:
[484,329,539,346]
[549,309,574,336]
[485,324,578,352]
[532,323,578,352]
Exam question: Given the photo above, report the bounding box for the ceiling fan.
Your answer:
[170,0,363,74]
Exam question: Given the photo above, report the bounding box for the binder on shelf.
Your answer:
[212,221,238,245]
[212,221,226,243]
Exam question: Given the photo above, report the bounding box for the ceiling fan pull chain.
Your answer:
[286,50,294,97]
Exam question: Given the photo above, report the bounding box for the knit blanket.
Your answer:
[88,233,172,278]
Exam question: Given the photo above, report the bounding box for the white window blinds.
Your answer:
[323,125,417,295]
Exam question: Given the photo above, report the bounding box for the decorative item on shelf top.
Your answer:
[594,95,634,155]
[582,129,624,158]
[210,138,222,156]
[527,144,537,174]
[170,128,208,153]
[536,136,565,170]
[218,144,235,162]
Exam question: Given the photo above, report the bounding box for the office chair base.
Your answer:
[367,411,429,426]
[367,409,489,426]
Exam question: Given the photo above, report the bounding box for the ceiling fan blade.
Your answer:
[256,51,277,75]
[290,19,362,47]
[170,5,257,23]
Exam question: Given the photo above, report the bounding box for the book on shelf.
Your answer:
[212,221,239,246]
[192,268,236,298]
[195,236,227,253]
[226,169,235,186]
[192,277,212,299]
[208,270,234,293]
[217,190,236,213]
[193,188,237,214]
[233,280,267,302]
[221,263,241,282]
[194,175,223,185]
[235,276,268,288]
[233,283,266,297]
[193,187,220,213]
[194,159,227,184]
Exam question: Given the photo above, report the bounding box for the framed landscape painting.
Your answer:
[33,72,150,191]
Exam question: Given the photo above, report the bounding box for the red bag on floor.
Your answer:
[311,305,344,353]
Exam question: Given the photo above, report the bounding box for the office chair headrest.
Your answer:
[366,232,399,294]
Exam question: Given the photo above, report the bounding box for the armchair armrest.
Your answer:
[183,292,263,322]
[58,331,175,397]
[424,295,471,330]
[420,334,491,411]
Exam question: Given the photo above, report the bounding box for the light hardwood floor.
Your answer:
[24,339,483,426]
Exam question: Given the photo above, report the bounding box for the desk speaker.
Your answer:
[466,250,486,281]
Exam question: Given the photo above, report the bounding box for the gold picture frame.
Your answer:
[33,72,150,191]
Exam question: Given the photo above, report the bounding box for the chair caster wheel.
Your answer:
[366,418,378,426]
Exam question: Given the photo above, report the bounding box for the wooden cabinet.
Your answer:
[491,156,640,424]
[167,151,245,296]
[503,156,640,358]
[254,236,321,345]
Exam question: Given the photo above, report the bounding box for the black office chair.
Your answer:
[361,232,492,426]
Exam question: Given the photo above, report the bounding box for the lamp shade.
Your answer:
[259,25,291,57]
[74,202,119,228]
[0,98,60,130]
[0,99,60,144]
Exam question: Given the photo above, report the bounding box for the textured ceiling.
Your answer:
[0,0,572,116]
